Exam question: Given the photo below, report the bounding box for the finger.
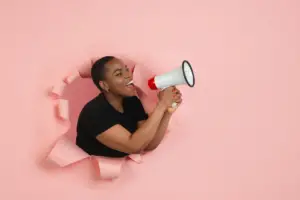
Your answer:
[167,107,176,113]
[173,89,179,93]
[175,93,182,98]
[173,93,181,100]
[172,89,180,95]
[174,94,181,99]
[175,98,182,103]
[177,98,182,104]
[173,96,182,103]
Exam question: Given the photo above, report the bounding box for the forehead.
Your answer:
[105,58,125,72]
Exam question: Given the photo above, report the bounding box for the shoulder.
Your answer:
[77,94,120,137]
[78,93,111,120]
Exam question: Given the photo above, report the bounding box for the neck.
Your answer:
[103,92,124,112]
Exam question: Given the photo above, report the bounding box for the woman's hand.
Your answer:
[158,86,182,113]
[157,86,175,109]
[166,87,182,114]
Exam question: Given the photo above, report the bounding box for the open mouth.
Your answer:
[126,80,134,86]
[126,80,135,90]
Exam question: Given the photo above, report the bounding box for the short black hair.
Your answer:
[91,56,115,91]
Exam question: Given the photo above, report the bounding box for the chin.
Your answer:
[121,86,137,97]
[123,92,136,97]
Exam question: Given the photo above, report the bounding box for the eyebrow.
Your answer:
[113,65,128,74]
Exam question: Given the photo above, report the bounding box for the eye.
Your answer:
[116,72,122,76]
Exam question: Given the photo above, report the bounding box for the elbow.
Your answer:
[125,148,140,154]
[129,149,142,154]
[126,137,150,154]
[126,143,158,154]
[127,144,154,154]
[144,144,159,152]
[126,144,144,154]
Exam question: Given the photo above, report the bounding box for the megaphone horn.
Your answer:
[147,60,195,109]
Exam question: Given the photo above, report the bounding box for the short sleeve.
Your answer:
[126,96,149,121]
[77,108,118,138]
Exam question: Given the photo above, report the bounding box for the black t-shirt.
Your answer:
[76,93,148,158]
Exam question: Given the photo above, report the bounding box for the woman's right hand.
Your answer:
[157,86,176,109]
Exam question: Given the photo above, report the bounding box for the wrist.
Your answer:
[164,110,173,117]
[157,101,168,112]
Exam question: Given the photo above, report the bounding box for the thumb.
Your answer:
[167,107,176,113]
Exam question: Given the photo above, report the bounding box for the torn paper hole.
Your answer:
[45,58,172,180]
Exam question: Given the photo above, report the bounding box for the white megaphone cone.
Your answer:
[148,60,195,108]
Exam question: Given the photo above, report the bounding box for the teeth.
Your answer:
[127,80,133,86]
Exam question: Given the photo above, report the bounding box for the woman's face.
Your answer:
[102,58,136,97]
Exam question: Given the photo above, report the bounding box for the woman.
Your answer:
[76,56,182,158]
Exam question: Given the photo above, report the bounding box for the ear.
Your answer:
[99,81,109,92]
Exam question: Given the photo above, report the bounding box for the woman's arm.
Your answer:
[95,101,167,154]
[140,111,172,151]
[139,87,182,151]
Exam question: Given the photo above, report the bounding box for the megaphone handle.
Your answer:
[160,87,178,109]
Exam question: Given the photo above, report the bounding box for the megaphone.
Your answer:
[147,60,195,108]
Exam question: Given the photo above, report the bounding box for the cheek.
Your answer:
[114,77,125,86]
[109,77,125,89]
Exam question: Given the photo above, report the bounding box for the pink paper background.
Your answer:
[1,0,300,199]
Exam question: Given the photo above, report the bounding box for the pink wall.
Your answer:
[1,0,300,199]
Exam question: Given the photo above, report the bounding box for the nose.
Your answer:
[125,68,133,79]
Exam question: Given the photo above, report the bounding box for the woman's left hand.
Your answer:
[167,86,182,114]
